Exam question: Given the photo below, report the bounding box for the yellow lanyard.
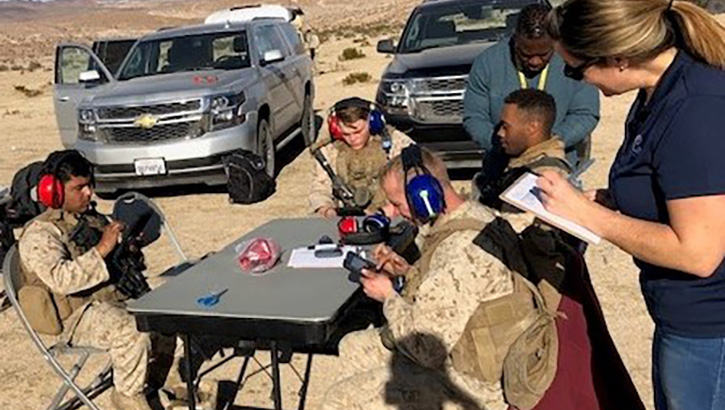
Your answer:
[517,64,549,90]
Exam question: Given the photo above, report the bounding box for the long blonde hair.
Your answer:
[547,0,725,69]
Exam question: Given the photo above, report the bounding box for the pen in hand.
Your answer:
[567,158,595,190]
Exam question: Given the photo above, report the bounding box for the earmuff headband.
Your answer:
[401,145,445,223]
[328,97,386,140]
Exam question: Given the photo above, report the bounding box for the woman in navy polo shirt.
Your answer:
[536,1,725,409]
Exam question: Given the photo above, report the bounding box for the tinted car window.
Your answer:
[254,25,289,61]
[92,39,136,76]
[400,4,524,53]
[279,24,305,55]
[118,31,250,80]
[58,47,109,84]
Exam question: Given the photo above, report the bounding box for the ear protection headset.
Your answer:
[338,213,391,245]
[401,145,445,223]
[327,97,386,141]
[37,150,93,209]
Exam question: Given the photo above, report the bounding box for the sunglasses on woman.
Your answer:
[564,58,601,81]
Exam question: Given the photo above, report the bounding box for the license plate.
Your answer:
[134,158,166,176]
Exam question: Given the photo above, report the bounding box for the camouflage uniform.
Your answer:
[18,209,150,397]
[507,137,569,177]
[323,201,515,410]
[504,138,572,231]
[471,137,570,207]
[309,125,414,213]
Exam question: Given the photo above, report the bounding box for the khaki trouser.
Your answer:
[70,301,151,396]
[323,329,481,410]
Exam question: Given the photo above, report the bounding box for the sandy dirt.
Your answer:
[0,1,722,409]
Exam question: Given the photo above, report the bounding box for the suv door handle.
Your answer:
[57,96,70,102]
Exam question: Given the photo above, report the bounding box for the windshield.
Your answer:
[399,3,524,53]
[118,31,250,80]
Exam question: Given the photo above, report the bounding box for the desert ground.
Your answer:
[0,1,722,409]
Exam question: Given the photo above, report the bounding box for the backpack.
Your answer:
[8,161,46,224]
[0,161,47,267]
[394,216,574,410]
[474,218,573,410]
[222,150,275,204]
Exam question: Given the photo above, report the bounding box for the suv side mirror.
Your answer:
[78,70,102,83]
[261,49,284,66]
[377,39,396,54]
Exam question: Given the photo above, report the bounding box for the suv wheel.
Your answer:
[257,118,275,177]
[301,93,315,146]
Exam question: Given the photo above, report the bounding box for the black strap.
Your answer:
[473,217,531,280]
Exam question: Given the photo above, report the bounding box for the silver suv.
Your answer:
[53,19,314,193]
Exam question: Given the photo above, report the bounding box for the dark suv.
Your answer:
[376,0,549,168]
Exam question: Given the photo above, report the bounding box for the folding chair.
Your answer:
[4,245,113,410]
[3,192,188,409]
[116,191,188,263]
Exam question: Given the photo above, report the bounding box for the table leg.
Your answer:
[183,334,197,410]
[270,341,283,410]
[297,354,313,410]
[220,355,252,410]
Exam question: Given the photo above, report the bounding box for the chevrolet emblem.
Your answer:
[134,114,158,129]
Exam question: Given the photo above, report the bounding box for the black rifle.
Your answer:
[69,203,151,299]
[311,149,368,215]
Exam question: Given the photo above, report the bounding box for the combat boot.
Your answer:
[110,389,153,410]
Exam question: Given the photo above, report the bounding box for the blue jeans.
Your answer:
[653,328,725,410]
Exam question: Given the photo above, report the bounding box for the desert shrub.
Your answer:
[27,61,42,72]
[11,65,24,71]
[13,85,43,98]
[342,72,372,86]
[0,65,8,72]
[339,48,366,61]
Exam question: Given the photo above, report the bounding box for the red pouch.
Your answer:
[235,238,282,274]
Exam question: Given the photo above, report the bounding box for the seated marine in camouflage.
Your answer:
[474,89,572,211]
[17,151,154,410]
[309,97,414,217]
[322,147,548,410]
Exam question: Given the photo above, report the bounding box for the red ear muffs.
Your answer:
[327,112,344,141]
[38,174,64,209]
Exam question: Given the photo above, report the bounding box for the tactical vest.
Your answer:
[18,209,121,335]
[334,136,389,211]
[388,216,560,410]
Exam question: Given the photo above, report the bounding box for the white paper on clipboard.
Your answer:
[288,245,358,268]
[499,172,601,245]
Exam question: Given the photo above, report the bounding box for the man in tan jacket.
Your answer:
[309,97,414,217]
[474,89,571,210]
[323,148,530,410]
[18,151,152,410]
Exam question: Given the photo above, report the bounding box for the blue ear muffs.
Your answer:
[401,145,445,223]
[368,109,386,135]
[406,174,445,222]
[362,212,390,233]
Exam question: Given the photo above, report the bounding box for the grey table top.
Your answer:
[127,218,361,324]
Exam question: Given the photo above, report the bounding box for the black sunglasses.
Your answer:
[564,58,601,81]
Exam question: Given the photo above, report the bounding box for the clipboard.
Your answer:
[499,172,601,245]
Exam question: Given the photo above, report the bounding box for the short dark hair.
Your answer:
[334,97,372,124]
[44,150,94,184]
[515,4,552,40]
[503,89,556,134]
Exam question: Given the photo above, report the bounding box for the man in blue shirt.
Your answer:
[463,4,600,166]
